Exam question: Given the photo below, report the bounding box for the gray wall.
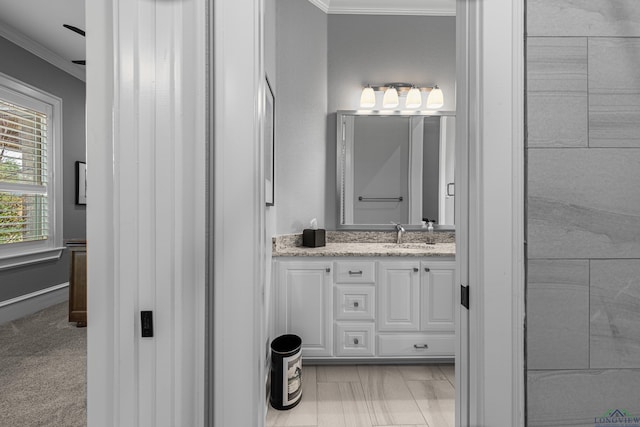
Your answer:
[0,37,86,302]
[274,9,456,232]
[275,0,327,233]
[326,15,455,229]
[526,1,640,424]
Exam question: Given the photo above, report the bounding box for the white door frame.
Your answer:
[86,0,524,425]
[459,0,526,425]
[85,0,206,426]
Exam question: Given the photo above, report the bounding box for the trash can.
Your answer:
[270,334,303,410]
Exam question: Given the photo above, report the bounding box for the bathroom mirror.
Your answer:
[336,111,455,230]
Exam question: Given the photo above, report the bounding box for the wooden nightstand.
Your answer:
[66,240,87,327]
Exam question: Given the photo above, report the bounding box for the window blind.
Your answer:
[0,99,49,244]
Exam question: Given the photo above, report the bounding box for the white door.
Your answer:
[85,0,206,426]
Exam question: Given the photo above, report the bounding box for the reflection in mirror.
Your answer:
[337,111,455,229]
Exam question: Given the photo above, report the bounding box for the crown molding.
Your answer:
[328,6,454,15]
[307,0,455,16]
[0,23,86,82]
[307,0,330,13]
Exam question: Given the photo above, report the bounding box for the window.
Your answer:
[0,72,63,269]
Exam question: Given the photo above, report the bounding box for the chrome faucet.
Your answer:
[391,222,405,244]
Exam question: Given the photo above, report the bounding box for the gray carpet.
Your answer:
[0,302,86,426]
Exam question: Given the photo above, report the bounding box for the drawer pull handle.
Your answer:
[353,301,359,308]
[349,270,363,275]
[414,344,429,349]
[353,338,359,345]
[424,267,430,272]
[413,267,419,272]
[326,267,331,273]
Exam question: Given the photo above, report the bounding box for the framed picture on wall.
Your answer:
[265,76,275,206]
[76,161,87,205]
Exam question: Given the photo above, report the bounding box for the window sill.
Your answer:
[0,247,65,271]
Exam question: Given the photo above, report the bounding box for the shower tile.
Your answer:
[528,94,588,148]
[528,0,640,37]
[527,260,589,369]
[527,38,588,93]
[527,38,588,148]
[528,369,640,426]
[590,260,640,368]
[527,149,640,258]
[589,38,640,147]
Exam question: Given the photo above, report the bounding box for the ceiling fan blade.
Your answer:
[63,24,86,37]
[72,60,86,65]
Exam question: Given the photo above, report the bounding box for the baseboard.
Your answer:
[0,283,69,324]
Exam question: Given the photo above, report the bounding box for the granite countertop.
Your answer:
[272,242,455,257]
[272,231,456,257]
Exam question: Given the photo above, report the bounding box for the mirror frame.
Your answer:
[335,110,456,231]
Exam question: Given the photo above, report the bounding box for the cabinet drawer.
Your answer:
[335,285,375,321]
[335,323,375,357]
[335,261,375,283]
[377,334,454,357]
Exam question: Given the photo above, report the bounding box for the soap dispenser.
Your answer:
[427,221,434,232]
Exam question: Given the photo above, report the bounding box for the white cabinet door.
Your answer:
[277,261,333,357]
[421,261,456,331]
[378,261,421,331]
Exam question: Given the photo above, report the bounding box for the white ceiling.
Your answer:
[0,0,85,80]
[0,0,453,82]
[309,0,455,15]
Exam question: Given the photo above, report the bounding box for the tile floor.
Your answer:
[266,364,454,427]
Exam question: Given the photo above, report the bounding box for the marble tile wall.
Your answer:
[527,260,589,370]
[527,0,640,424]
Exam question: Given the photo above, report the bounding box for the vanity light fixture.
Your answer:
[359,82,444,110]
[405,86,422,109]
[426,85,444,109]
[382,86,399,108]
[359,85,376,108]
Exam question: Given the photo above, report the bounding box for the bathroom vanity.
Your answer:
[272,233,456,361]
[269,110,458,361]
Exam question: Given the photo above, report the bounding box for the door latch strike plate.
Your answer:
[461,285,469,310]
[141,311,154,337]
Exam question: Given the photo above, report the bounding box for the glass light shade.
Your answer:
[359,87,376,108]
[405,87,422,108]
[382,87,399,108]
[426,86,444,109]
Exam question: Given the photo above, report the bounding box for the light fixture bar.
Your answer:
[359,82,443,109]
[366,83,438,94]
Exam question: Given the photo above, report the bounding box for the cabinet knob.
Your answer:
[326,267,331,273]
[349,270,363,275]
[413,267,419,272]
[424,267,430,272]
[353,338,359,345]
[353,301,359,308]
[413,344,429,349]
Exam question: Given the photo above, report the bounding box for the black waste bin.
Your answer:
[270,334,303,410]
